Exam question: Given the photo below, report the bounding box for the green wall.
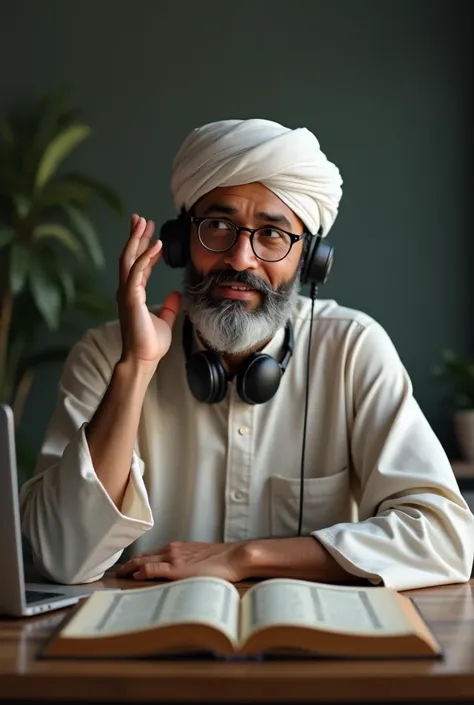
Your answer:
[1,0,472,460]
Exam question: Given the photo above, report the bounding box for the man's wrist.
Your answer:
[237,538,287,579]
[237,537,354,583]
[115,358,157,387]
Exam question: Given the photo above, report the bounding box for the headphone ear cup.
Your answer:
[301,236,334,287]
[236,354,283,405]
[160,214,189,268]
[186,351,228,404]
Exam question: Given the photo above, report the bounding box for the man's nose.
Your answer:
[223,233,258,271]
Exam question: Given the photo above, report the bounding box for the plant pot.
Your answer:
[454,409,474,461]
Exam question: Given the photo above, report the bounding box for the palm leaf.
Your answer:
[33,86,74,153]
[35,124,91,191]
[28,258,62,330]
[63,204,105,267]
[66,172,124,216]
[9,243,31,294]
[35,179,93,210]
[54,261,75,303]
[32,244,76,306]
[33,223,85,261]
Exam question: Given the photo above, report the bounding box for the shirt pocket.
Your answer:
[269,467,351,537]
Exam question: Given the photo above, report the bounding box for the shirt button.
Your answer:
[234,491,244,500]
[238,426,249,435]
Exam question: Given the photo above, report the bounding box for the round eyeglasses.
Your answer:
[191,216,305,263]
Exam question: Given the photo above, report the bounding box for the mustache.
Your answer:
[182,263,302,353]
[185,269,276,297]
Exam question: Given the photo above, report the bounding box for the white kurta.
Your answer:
[20,296,474,588]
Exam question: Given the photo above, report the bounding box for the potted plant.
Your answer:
[0,87,123,479]
[432,349,474,461]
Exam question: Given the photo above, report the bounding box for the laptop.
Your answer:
[0,403,95,617]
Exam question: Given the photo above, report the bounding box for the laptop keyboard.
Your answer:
[26,589,64,603]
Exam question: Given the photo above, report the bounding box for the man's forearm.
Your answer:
[241,537,359,583]
[85,360,154,509]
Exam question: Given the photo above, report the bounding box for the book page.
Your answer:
[241,579,415,641]
[62,578,240,644]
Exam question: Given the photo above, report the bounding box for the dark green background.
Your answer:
[1,0,472,460]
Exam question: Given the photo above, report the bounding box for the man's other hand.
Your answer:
[117,541,248,582]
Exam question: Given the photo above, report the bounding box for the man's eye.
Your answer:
[208,219,231,230]
[261,228,284,239]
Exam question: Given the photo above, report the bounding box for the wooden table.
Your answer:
[1,577,474,704]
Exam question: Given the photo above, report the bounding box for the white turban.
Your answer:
[170,118,343,236]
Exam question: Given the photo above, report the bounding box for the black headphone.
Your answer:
[160,210,334,406]
[182,315,294,405]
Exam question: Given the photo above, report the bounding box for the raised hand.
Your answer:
[117,214,181,371]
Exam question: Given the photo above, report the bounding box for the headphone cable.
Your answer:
[297,282,318,536]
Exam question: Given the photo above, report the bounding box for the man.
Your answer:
[20,118,474,588]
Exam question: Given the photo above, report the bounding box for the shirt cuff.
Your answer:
[77,423,153,527]
[312,525,384,585]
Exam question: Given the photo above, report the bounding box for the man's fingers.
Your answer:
[117,553,165,576]
[130,213,140,233]
[133,562,174,580]
[136,219,155,259]
[141,248,162,287]
[127,241,162,289]
[158,291,181,329]
[120,216,147,284]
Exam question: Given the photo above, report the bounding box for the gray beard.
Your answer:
[182,263,301,354]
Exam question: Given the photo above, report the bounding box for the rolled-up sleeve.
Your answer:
[313,321,474,590]
[19,326,153,584]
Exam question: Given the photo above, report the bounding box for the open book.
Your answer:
[43,577,441,659]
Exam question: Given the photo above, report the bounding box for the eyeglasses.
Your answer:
[191,216,305,263]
